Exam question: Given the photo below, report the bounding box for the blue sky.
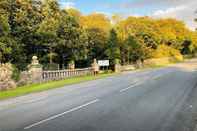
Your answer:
[59,0,197,30]
[59,0,167,16]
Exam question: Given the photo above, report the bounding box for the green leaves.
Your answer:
[0,37,13,63]
[105,29,121,65]
[0,0,196,70]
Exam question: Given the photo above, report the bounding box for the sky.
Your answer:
[59,0,197,30]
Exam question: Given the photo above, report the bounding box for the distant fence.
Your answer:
[42,68,94,82]
[121,64,136,71]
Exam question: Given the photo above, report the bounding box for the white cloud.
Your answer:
[152,6,187,17]
[152,2,197,30]
[60,1,75,9]
[106,0,197,30]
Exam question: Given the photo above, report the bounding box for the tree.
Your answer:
[195,18,197,31]
[66,8,81,19]
[86,28,107,61]
[0,0,44,69]
[105,29,121,65]
[36,0,61,64]
[181,40,192,55]
[56,12,88,65]
[125,35,146,63]
[0,1,14,64]
[80,13,111,33]
[0,38,12,63]
[1,0,197,70]
[80,13,110,64]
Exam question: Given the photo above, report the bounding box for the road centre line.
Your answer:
[120,83,141,92]
[24,99,99,130]
[153,74,163,79]
[120,73,165,93]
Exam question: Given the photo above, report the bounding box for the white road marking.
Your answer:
[24,99,99,130]
[153,71,174,80]
[120,73,167,93]
[120,83,141,92]
[153,75,163,79]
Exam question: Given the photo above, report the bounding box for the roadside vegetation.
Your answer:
[0,57,192,100]
[0,73,114,100]
[0,55,194,100]
[0,0,197,70]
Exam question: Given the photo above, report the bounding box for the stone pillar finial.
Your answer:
[32,56,39,65]
[93,58,97,64]
[28,56,43,83]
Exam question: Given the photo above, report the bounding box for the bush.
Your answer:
[172,54,183,62]
[11,65,21,82]
[43,63,59,70]
[152,44,183,61]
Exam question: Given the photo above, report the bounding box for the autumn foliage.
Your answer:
[0,0,196,70]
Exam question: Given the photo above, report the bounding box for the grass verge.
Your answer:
[0,73,114,100]
[0,57,193,101]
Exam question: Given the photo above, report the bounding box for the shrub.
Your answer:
[152,44,183,61]
[11,65,21,82]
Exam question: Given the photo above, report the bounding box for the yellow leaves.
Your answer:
[80,13,111,32]
[157,19,185,40]
[116,17,158,41]
[41,0,61,19]
[189,32,197,48]
[152,44,183,61]
[66,8,81,18]
[116,16,195,53]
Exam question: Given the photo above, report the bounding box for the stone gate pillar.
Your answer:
[114,59,121,73]
[28,56,43,83]
[68,60,75,70]
[91,59,99,75]
[136,59,143,69]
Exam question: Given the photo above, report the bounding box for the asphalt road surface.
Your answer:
[0,59,197,131]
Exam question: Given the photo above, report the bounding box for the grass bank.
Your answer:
[0,73,114,100]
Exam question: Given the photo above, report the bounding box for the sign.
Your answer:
[98,60,109,66]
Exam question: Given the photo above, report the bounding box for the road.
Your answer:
[0,59,197,131]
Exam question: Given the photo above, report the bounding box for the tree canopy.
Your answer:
[0,0,196,70]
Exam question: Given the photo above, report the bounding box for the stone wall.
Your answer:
[0,63,16,90]
[17,71,32,86]
[0,57,101,91]
[0,56,42,90]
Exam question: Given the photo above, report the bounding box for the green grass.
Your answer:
[0,73,114,100]
[144,64,167,69]
[0,57,191,101]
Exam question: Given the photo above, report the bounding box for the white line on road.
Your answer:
[24,99,99,130]
[120,83,141,92]
[153,75,163,80]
